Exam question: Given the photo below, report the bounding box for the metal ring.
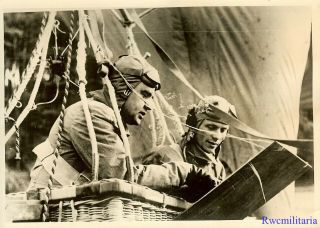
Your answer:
[15,100,22,108]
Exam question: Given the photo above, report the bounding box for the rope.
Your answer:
[129,9,204,100]
[5,12,57,144]
[110,9,124,24]
[5,117,21,160]
[149,110,157,147]
[41,11,74,222]
[60,28,80,57]
[33,77,60,109]
[249,163,267,203]
[151,98,166,146]
[81,11,106,63]
[87,10,113,59]
[81,10,135,182]
[120,8,160,146]
[77,10,99,181]
[5,12,49,117]
[119,9,179,146]
[156,92,184,136]
[14,125,21,160]
[119,9,141,56]
[158,110,268,148]
[138,8,156,19]
[112,9,313,150]
[153,95,174,145]
[103,77,135,182]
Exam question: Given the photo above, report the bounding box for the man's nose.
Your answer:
[210,130,222,141]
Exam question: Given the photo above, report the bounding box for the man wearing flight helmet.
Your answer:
[143,95,238,201]
[27,55,220,195]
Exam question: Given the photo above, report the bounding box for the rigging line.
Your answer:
[32,77,60,109]
[5,116,21,160]
[42,11,75,222]
[5,11,57,144]
[149,109,157,147]
[52,20,66,59]
[110,9,124,24]
[53,22,59,59]
[109,75,310,149]
[59,28,80,57]
[119,9,178,144]
[77,10,99,181]
[129,9,204,100]
[81,10,134,182]
[156,92,185,136]
[81,10,310,148]
[138,8,156,19]
[125,8,304,148]
[226,135,266,150]
[249,162,267,203]
[5,12,50,117]
[158,110,266,148]
[154,95,174,145]
[60,74,79,88]
[227,134,271,144]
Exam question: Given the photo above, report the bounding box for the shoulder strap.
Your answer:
[33,139,83,186]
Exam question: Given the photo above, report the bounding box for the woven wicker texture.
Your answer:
[49,196,181,222]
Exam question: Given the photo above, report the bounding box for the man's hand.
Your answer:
[183,168,221,202]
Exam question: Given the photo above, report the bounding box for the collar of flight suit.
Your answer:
[89,85,130,137]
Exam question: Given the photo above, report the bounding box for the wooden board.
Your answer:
[5,200,43,222]
[175,141,312,220]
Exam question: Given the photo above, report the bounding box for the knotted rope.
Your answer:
[41,11,74,222]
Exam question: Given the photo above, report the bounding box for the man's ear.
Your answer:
[187,130,195,142]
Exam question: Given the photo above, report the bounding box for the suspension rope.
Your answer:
[119,9,163,146]
[41,11,75,222]
[5,12,57,144]
[153,95,174,145]
[60,28,80,57]
[77,10,99,181]
[81,10,136,182]
[14,125,21,160]
[119,9,162,146]
[156,92,184,136]
[119,9,181,146]
[81,10,312,158]
[149,109,158,147]
[110,9,314,150]
[158,110,268,149]
[5,117,21,160]
[81,11,106,63]
[87,10,113,59]
[138,8,156,19]
[32,77,60,109]
[152,106,166,146]
[119,9,141,56]
[129,9,204,100]
[5,12,49,117]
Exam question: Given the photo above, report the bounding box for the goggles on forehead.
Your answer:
[141,71,161,90]
[207,103,238,119]
[194,96,238,125]
[115,55,161,91]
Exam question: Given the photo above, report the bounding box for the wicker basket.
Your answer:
[7,179,191,222]
[48,196,181,222]
[45,179,190,222]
